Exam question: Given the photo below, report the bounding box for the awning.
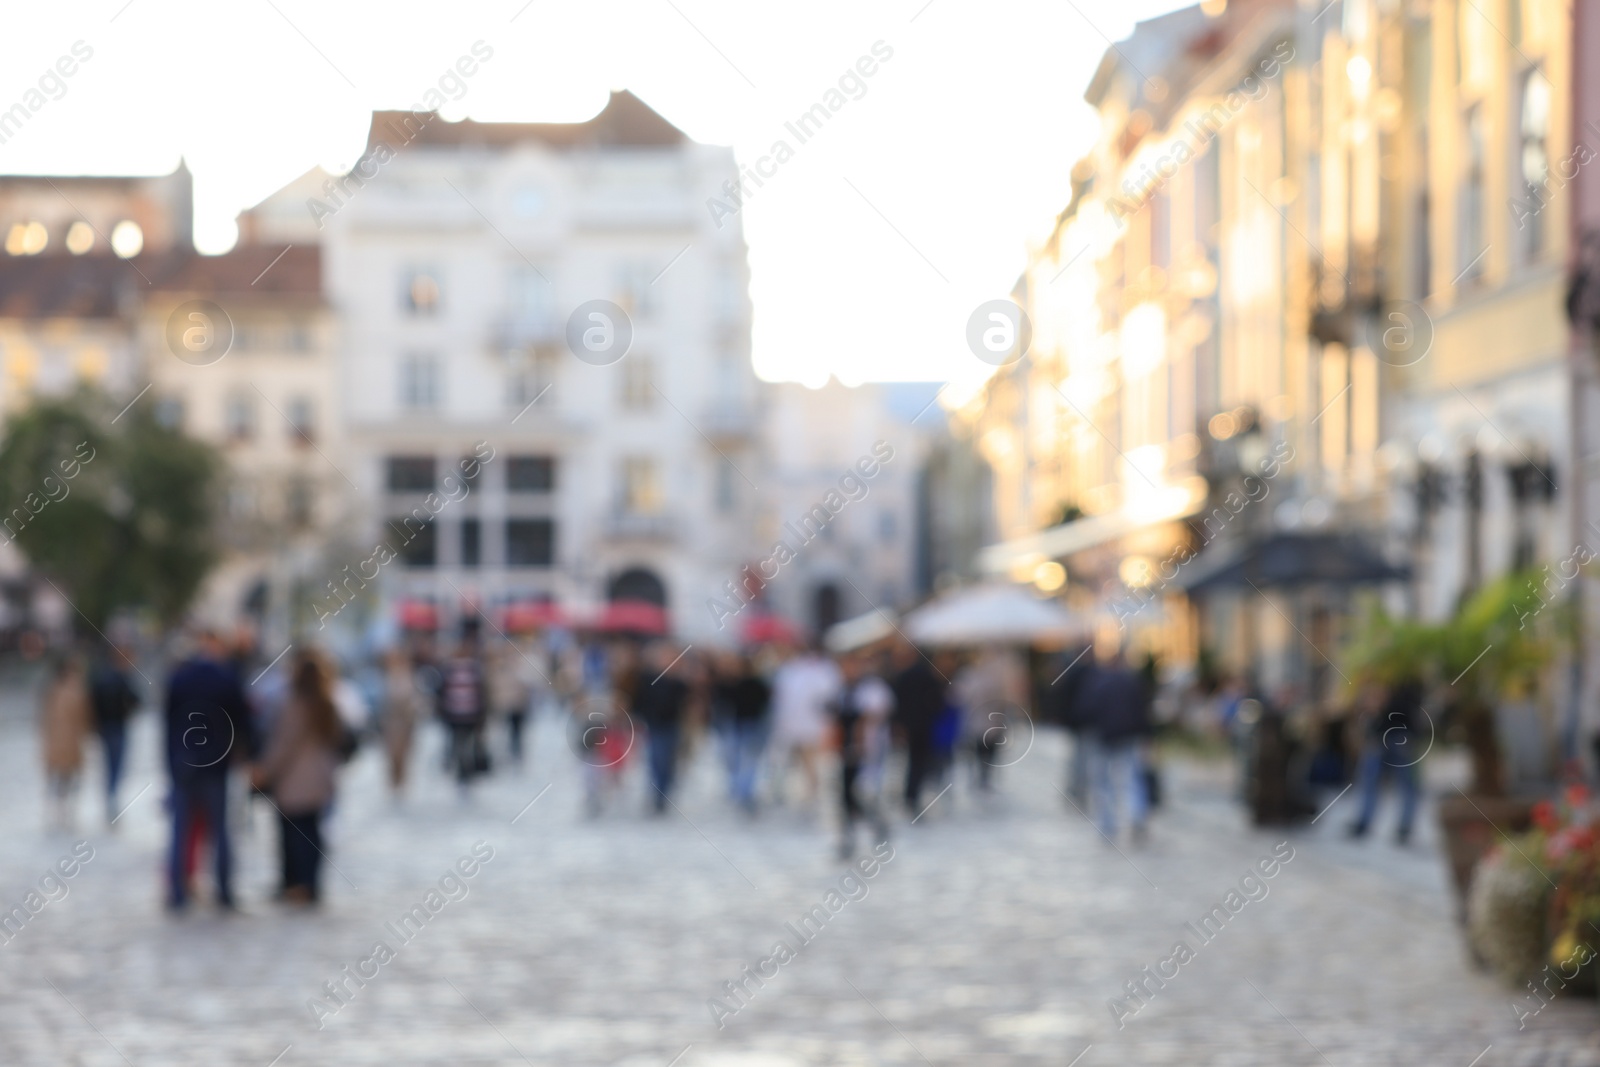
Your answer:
[740,612,800,646]
[1180,532,1411,594]
[902,583,1087,647]
[499,600,566,631]
[396,599,439,630]
[977,475,1209,575]
[594,599,669,635]
[824,609,898,654]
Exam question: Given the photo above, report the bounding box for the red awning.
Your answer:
[740,613,799,646]
[596,600,669,635]
[396,600,439,630]
[500,600,566,632]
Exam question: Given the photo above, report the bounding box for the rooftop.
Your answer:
[0,244,320,319]
[366,90,688,154]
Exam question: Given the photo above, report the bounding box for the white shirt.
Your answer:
[770,654,842,744]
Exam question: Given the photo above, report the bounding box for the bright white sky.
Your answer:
[3,0,1186,386]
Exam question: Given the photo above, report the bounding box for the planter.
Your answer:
[1438,793,1535,923]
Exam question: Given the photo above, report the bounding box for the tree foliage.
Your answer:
[0,389,222,632]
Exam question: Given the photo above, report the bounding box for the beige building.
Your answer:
[139,245,346,642]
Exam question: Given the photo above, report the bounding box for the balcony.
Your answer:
[699,400,758,442]
[490,315,559,353]
[603,511,678,542]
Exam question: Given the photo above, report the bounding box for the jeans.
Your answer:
[1065,729,1090,806]
[168,775,232,907]
[279,809,324,899]
[1088,738,1147,838]
[647,723,681,811]
[99,721,128,806]
[449,722,484,784]
[722,718,767,809]
[903,734,934,812]
[1352,742,1420,835]
[506,712,527,762]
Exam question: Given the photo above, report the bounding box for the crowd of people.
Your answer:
[30,619,1194,910]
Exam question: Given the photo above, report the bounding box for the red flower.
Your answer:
[1532,800,1561,832]
[1567,783,1592,810]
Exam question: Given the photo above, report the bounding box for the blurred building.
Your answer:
[139,245,346,645]
[1373,0,1572,617]
[0,162,344,645]
[0,161,191,259]
[257,92,762,641]
[752,379,936,640]
[965,0,1304,687]
[961,0,1592,728]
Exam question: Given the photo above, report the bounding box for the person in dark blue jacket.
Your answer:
[164,629,255,911]
[1080,657,1153,842]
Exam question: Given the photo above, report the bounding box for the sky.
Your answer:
[1,0,1188,387]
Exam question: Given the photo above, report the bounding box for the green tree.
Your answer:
[0,390,222,633]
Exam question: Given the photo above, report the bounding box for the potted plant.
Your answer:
[1468,788,1600,998]
[1436,573,1566,913]
[1344,573,1562,919]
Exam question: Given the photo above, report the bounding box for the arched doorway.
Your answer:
[608,566,668,607]
[812,581,841,639]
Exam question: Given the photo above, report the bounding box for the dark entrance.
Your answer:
[608,567,667,606]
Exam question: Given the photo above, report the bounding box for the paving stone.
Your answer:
[0,710,1595,1065]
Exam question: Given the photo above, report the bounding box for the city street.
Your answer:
[1,700,1597,1066]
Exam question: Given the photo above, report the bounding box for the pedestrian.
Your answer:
[488,642,532,766]
[164,628,255,911]
[1348,677,1424,844]
[1079,655,1153,842]
[88,644,141,826]
[768,644,839,810]
[829,650,894,858]
[955,646,1028,794]
[890,642,946,817]
[252,651,345,905]
[438,633,488,793]
[1047,643,1095,806]
[381,647,423,795]
[40,654,92,831]
[633,642,691,814]
[714,651,771,814]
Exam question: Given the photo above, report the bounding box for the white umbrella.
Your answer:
[903,583,1084,647]
[824,609,898,653]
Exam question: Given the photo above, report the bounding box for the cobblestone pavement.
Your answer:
[1,706,1597,1066]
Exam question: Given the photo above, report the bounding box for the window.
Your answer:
[403,268,441,314]
[224,391,255,442]
[511,183,546,219]
[154,396,185,430]
[506,349,558,411]
[400,352,440,411]
[621,355,654,410]
[286,477,314,528]
[227,485,256,519]
[287,322,311,352]
[616,262,654,316]
[506,518,554,567]
[1517,68,1552,261]
[509,267,554,331]
[286,395,315,445]
[712,261,743,322]
[621,457,662,515]
[507,455,555,492]
[879,510,897,544]
[1458,104,1486,283]
[714,462,735,513]
[65,220,93,255]
[460,518,481,568]
[386,456,436,492]
[391,519,436,567]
